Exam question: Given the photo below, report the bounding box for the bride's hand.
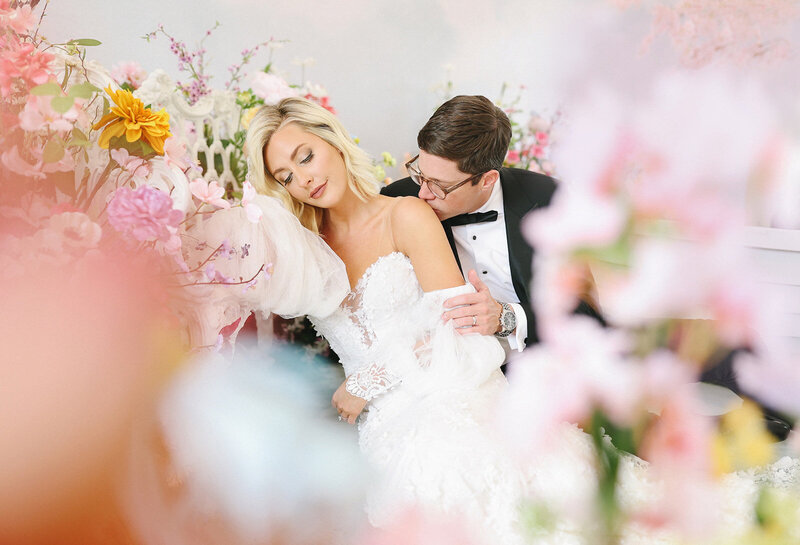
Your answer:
[332,379,367,424]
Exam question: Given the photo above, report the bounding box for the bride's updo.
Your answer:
[246,97,379,233]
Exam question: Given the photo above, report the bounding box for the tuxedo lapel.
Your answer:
[500,173,534,308]
[443,224,462,272]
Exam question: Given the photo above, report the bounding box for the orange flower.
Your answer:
[93,86,171,155]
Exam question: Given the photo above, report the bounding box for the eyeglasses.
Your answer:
[404,155,484,199]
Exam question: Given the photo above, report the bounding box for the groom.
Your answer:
[382,95,603,355]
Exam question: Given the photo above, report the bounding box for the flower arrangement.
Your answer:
[496,83,558,176]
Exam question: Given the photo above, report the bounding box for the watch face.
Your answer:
[501,304,516,332]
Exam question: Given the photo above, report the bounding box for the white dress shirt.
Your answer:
[450,181,528,353]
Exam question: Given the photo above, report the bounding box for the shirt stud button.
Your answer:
[472,235,477,240]
[482,270,488,275]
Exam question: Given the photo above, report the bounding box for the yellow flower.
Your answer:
[711,400,775,476]
[93,86,172,155]
[240,106,260,130]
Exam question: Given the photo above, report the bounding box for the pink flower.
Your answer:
[527,114,550,133]
[505,149,520,164]
[359,507,478,545]
[110,61,147,89]
[1,143,75,179]
[190,178,230,209]
[106,186,183,251]
[736,349,800,417]
[241,180,263,223]
[110,148,151,177]
[0,39,54,97]
[535,131,549,145]
[529,144,546,158]
[0,2,35,34]
[164,136,192,171]
[250,72,296,105]
[524,185,627,254]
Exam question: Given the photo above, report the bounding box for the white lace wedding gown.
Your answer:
[310,251,534,543]
[309,250,800,545]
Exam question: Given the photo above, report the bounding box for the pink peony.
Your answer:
[535,131,549,145]
[250,72,297,105]
[189,178,230,209]
[106,186,183,251]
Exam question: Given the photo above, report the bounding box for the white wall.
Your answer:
[39,1,629,176]
[42,1,800,178]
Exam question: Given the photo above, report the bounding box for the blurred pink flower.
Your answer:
[107,186,183,251]
[189,178,230,209]
[250,72,296,105]
[45,212,102,253]
[110,61,147,89]
[505,149,520,164]
[497,317,639,455]
[18,94,83,134]
[164,136,192,171]
[638,391,720,538]
[241,181,262,223]
[535,131,549,145]
[0,39,54,97]
[527,114,550,133]
[1,143,75,179]
[0,1,35,34]
[524,185,626,254]
[359,507,478,545]
[736,350,800,417]
[110,148,151,177]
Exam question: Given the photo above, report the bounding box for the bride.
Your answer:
[246,97,533,543]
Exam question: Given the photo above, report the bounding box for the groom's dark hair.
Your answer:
[417,95,511,178]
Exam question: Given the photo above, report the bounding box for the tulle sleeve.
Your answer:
[407,283,506,392]
[181,195,348,347]
[350,282,506,402]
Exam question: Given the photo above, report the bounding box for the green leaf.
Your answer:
[68,82,100,99]
[69,38,102,46]
[51,95,75,114]
[67,127,89,147]
[102,96,110,117]
[30,82,62,96]
[42,138,65,163]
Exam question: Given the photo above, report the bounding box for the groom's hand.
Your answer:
[442,269,501,336]
[332,380,367,425]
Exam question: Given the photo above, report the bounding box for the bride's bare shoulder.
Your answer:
[387,196,440,232]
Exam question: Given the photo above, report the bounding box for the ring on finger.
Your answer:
[472,315,477,327]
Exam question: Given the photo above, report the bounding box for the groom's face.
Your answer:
[415,151,496,220]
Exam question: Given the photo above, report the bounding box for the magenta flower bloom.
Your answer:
[107,186,184,248]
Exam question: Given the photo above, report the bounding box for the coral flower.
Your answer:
[93,86,172,155]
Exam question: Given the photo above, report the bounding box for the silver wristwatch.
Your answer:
[495,302,516,338]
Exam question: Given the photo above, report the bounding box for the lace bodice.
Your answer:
[310,251,505,401]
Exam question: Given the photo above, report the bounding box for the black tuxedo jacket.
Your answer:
[381,168,603,346]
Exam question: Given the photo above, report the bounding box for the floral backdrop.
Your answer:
[1,1,800,545]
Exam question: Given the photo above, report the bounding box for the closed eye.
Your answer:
[300,151,313,164]
[281,172,293,185]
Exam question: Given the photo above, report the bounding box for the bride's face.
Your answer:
[264,122,349,209]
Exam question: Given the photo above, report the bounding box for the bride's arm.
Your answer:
[390,197,464,291]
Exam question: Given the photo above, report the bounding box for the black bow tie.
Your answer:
[442,210,499,227]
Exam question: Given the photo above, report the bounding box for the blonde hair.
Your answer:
[245,97,379,233]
